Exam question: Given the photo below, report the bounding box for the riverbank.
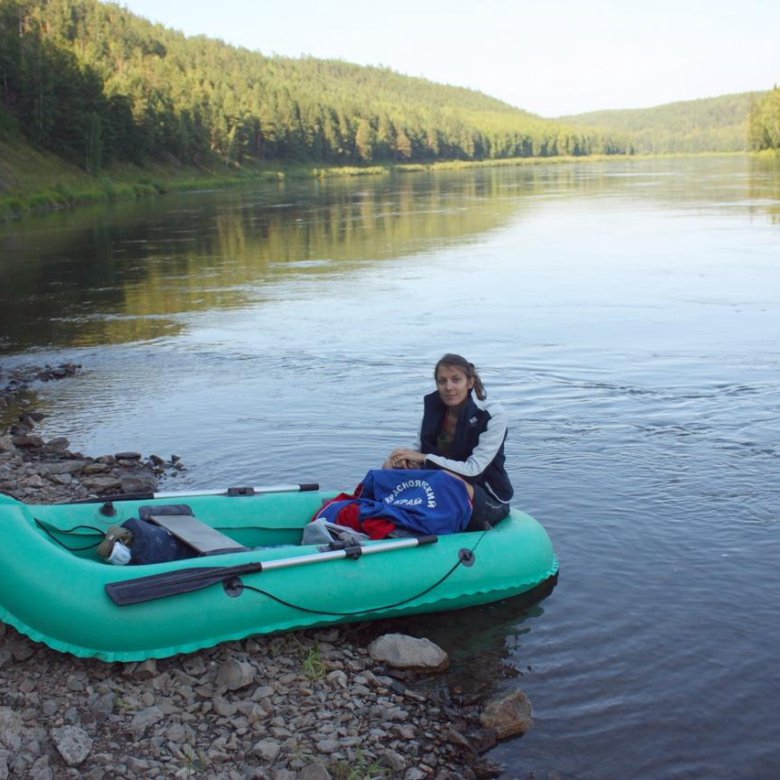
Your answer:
[4,134,728,224]
[0,365,533,779]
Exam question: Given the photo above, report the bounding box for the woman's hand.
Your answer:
[384,448,425,469]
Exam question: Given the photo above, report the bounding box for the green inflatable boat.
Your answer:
[0,484,558,662]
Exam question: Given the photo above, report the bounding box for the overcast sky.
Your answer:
[114,0,779,117]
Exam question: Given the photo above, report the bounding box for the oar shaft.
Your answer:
[260,535,437,571]
[68,482,320,504]
[106,535,438,606]
[154,483,320,499]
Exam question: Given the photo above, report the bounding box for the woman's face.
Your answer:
[436,364,474,409]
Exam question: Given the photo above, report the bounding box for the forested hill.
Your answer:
[561,92,765,154]
[0,0,628,175]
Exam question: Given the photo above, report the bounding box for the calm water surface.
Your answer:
[1,156,779,778]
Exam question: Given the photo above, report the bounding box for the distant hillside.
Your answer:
[0,0,629,176]
[562,93,767,153]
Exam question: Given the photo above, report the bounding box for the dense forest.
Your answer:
[562,92,765,154]
[0,0,631,174]
[748,87,780,151]
[0,0,776,180]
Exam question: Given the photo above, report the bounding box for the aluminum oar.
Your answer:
[68,482,320,505]
[106,535,438,606]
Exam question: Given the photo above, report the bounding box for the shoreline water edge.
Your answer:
[0,364,536,779]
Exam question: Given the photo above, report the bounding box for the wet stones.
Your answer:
[479,690,534,739]
[0,422,182,504]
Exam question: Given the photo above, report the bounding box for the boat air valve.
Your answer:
[223,577,244,598]
[458,548,476,567]
[99,501,117,517]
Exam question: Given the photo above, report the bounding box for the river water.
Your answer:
[1,156,779,778]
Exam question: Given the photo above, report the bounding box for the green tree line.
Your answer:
[0,0,631,173]
[562,92,765,154]
[749,87,780,151]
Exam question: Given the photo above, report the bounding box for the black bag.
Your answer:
[121,504,196,565]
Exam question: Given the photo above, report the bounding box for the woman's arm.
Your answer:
[383,429,423,469]
[385,403,508,476]
[424,404,508,479]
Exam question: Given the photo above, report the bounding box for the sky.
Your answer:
[114,0,779,117]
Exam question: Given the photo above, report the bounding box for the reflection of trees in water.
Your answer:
[1,158,778,352]
[0,169,535,351]
[749,156,780,225]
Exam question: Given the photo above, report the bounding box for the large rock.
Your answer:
[50,725,93,766]
[118,466,157,495]
[367,633,449,672]
[0,706,24,750]
[11,434,44,449]
[480,689,534,739]
[82,475,122,492]
[216,657,255,691]
[37,460,88,476]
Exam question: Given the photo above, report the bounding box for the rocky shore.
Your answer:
[0,366,533,779]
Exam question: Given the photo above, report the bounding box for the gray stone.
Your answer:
[29,754,53,780]
[118,467,157,494]
[11,435,44,449]
[368,633,449,671]
[39,460,88,475]
[298,764,332,780]
[0,649,13,670]
[129,705,165,737]
[82,462,109,474]
[90,692,115,716]
[132,659,158,680]
[213,696,238,717]
[50,725,93,766]
[82,475,122,492]
[43,436,70,453]
[252,685,275,700]
[480,689,534,739]
[382,748,407,772]
[251,738,281,762]
[326,670,348,688]
[0,706,23,751]
[216,657,256,691]
[7,636,35,662]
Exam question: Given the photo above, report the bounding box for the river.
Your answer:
[1,155,779,778]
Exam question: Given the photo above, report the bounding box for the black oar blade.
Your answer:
[106,562,264,606]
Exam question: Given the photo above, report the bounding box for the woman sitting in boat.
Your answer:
[383,353,514,531]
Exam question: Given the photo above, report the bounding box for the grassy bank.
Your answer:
[0,136,404,222]
[0,136,753,224]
